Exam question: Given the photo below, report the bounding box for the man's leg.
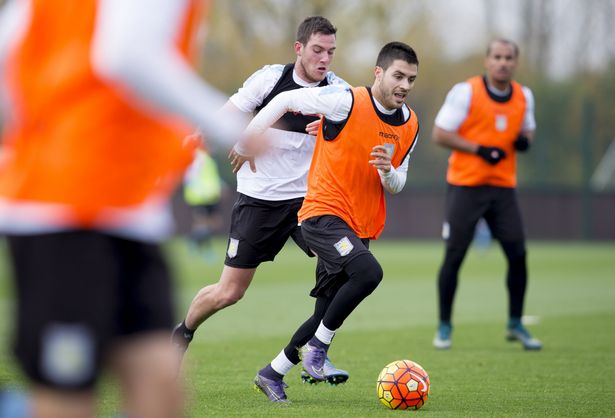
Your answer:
[487,188,542,350]
[186,266,257,329]
[290,227,349,384]
[172,266,256,354]
[7,232,114,418]
[501,239,540,352]
[255,293,332,397]
[301,252,383,381]
[111,332,183,418]
[174,194,301,345]
[435,240,473,348]
[30,388,94,418]
[434,186,485,349]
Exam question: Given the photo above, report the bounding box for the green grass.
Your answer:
[1,239,615,416]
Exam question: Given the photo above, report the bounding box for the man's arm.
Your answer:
[432,126,479,154]
[514,86,536,152]
[432,82,505,165]
[91,0,246,148]
[238,85,350,172]
[222,100,259,173]
[226,65,296,172]
[244,85,352,135]
[374,153,409,194]
[0,0,23,69]
[431,82,479,153]
[434,126,507,165]
[0,0,29,122]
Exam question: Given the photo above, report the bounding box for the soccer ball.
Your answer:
[376,359,430,410]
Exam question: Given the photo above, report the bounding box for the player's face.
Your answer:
[485,42,517,86]
[295,32,337,83]
[373,59,418,110]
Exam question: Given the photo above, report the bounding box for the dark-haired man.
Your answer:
[172,16,350,384]
[246,41,420,402]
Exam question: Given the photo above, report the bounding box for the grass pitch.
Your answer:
[1,239,614,417]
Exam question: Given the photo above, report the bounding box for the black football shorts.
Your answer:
[300,215,370,297]
[7,231,174,390]
[224,193,312,268]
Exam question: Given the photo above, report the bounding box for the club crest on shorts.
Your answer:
[334,237,354,256]
[442,222,450,240]
[227,238,239,258]
[42,324,94,386]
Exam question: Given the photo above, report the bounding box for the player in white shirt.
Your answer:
[172,16,352,387]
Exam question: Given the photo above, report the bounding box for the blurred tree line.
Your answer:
[199,0,615,192]
[0,0,613,191]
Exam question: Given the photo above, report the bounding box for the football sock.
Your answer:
[283,295,332,363]
[269,350,295,376]
[437,245,468,323]
[314,321,336,345]
[508,317,522,329]
[259,364,284,381]
[175,321,195,343]
[501,241,527,319]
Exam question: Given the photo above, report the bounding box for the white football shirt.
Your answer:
[230,65,349,200]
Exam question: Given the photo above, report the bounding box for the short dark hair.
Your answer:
[486,38,519,58]
[375,42,419,71]
[296,16,337,45]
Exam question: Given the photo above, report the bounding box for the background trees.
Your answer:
[200,0,615,191]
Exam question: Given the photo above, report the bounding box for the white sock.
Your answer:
[270,350,295,376]
[314,321,336,345]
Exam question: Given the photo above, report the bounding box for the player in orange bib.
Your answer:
[431,39,542,351]
[0,1,254,417]
[244,42,420,402]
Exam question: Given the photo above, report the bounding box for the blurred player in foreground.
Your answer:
[431,38,542,351]
[0,0,259,417]
[246,41,420,402]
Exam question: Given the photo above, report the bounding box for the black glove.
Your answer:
[514,134,531,152]
[476,146,506,165]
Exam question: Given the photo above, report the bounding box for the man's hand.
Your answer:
[228,132,270,173]
[514,134,531,152]
[228,147,255,174]
[369,145,392,172]
[183,131,203,151]
[476,145,506,165]
[305,117,322,136]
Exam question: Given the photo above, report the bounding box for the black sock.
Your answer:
[258,364,283,380]
[173,321,195,344]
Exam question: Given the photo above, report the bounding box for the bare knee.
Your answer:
[187,267,255,325]
[211,266,255,309]
[213,284,246,308]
